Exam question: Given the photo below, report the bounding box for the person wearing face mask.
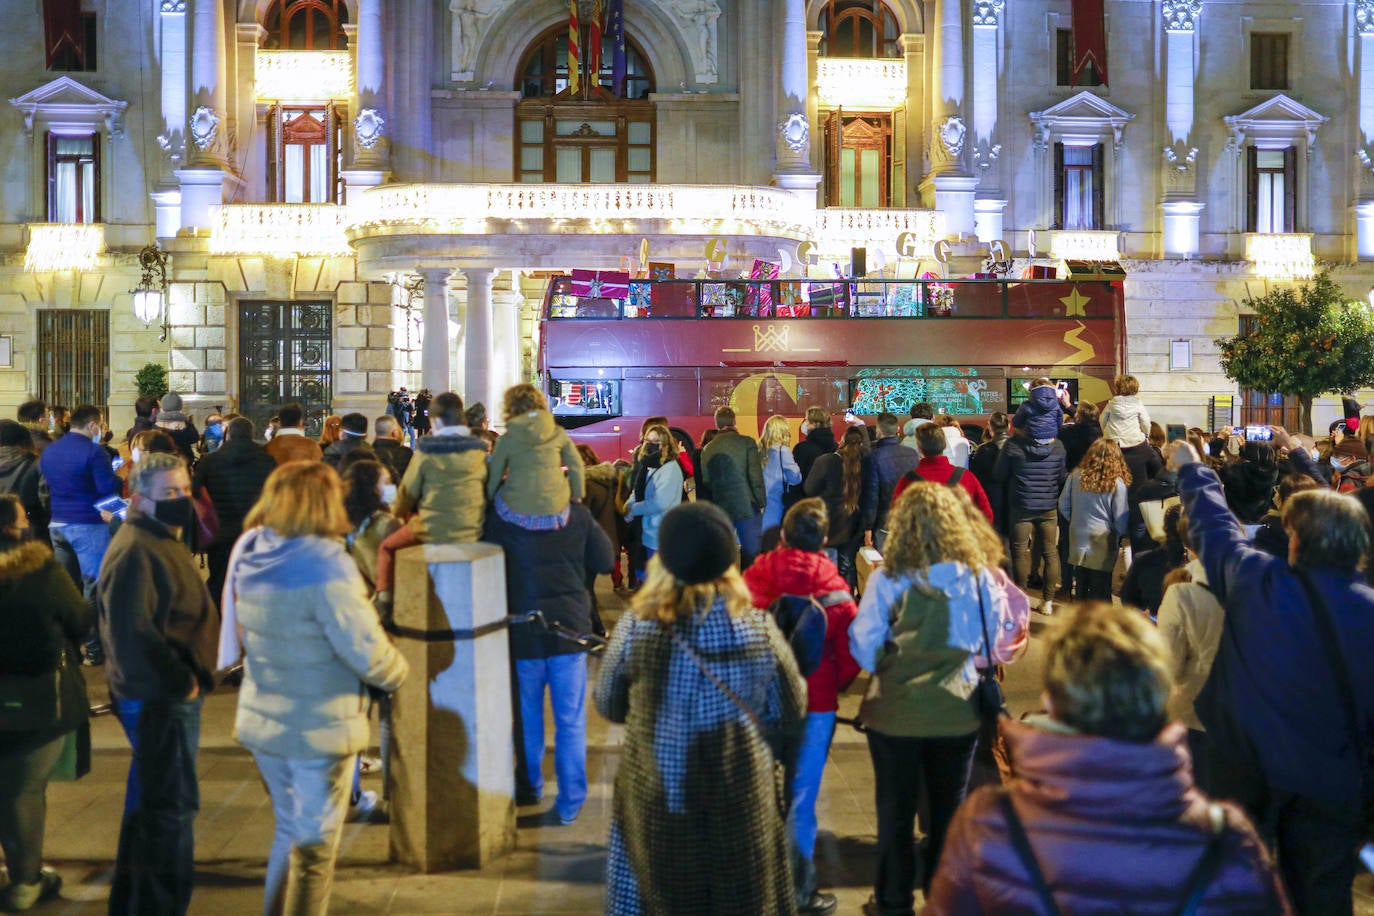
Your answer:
[198,414,224,456]
[623,424,685,582]
[192,417,276,610]
[0,494,91,911]
[38,404,121,667]
[96,452,218,916]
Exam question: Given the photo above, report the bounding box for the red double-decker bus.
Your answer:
[539,275,1124,458]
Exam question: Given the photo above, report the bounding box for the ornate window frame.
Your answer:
[1028,91,1134,230]
[8,76,126,224]
[1223,93,1327,233]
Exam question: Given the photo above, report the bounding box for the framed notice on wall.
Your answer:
[0,336,11,368]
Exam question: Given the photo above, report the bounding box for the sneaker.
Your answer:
[4,867,61,911]
[798,891,838,915]
[1041,600,1055,616]
[358,754,382,776]
[347,790,379,823]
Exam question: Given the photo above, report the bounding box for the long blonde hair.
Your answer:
[244,461,351,539]
[1078,438,1132,493]
[631,554,752,625]
[884,482,1002,577]
[759,415,792,465]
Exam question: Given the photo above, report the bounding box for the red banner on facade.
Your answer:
[588,0,604,87]
[567,0,581,94]
[1071,0,1108,87]
[43,0,84,69]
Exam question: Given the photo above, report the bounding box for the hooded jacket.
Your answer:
[743,546,860,712]
[0,445,48,539]
[394,429,488,543]
[1102,393,1152,449]
[926,720,1291,915]
[229,528,408,758]
[192,436,277,548]
[1011,385,1063,442]
[994,434,1068,516]
[793,426,838,483]
[0,539,90,749]
[486,409,584,517]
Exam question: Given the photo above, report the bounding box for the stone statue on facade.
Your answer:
[450,0,499,80]
[668,0,721,83]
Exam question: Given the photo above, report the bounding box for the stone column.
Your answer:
[1161,1,1202,257]
[151,1,186,232]
[418,268,453,394]
[773,0,822,200]
[923,0,975,238]
[462,267,495,413]
[345,0,389,186]
[389,542,516,871]
[1357,0,1374,249]
[492,273,523,398]
[971,1,1004,240]
[177,0,228,230]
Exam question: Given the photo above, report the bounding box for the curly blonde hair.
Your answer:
[883,482,1002,577]
[632,554,752,624]
[502,383,548,420]
[759,415,792,466]
[1077,438,1132,493]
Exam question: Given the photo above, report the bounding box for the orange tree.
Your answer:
[1217,272,1374,434]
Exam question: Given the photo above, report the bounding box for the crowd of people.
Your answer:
[1,375,1372,915]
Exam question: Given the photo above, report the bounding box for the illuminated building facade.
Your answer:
[1,0,1371,431]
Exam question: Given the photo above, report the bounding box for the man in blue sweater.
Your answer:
[1173,431,1374,915]
[39,403,120,664]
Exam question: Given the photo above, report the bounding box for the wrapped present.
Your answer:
[648,262,676,281]
[747,259,780,313]
[807,282,847,316]
[569,269,631,300]
[776,281,806,317]
[626,282,652,318]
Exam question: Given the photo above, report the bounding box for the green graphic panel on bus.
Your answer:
[851,368,987,416]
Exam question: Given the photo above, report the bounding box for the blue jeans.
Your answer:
[110,696,203,916]
[515,654,588,821]
[789,711,837,900]
[734,514,762,568]
[49,522,110,653]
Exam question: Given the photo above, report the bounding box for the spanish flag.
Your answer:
[567,0,581,95]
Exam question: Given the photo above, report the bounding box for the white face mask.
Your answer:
[381,483,397,505]
[1332,456,1349,471]
[131,447,142,465]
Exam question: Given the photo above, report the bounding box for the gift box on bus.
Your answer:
[807,282,847,316]
[746,259,779,312]
[569,269,630,300]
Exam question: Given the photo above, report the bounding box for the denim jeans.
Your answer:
[252,751,353,916]
[110,696,203,916]
[1009,509,1060,601]
[734,514,762,569]
[49,522,111,654]
[515,653,588,821]
[0,735,66,884]
[788,711,837,900]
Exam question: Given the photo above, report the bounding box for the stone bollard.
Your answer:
[389,542,516,871]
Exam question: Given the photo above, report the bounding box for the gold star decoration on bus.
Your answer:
[1060,286,1091,317]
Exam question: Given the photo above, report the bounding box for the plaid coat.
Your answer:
[595,600,806,915]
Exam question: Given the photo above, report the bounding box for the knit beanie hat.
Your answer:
[656,502,739,585]
[160,392,183,412]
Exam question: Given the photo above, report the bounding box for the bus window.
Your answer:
[550,379,621,418]
[701,371,848,419]
[1008,377,1077,410]
[851,369,996,416]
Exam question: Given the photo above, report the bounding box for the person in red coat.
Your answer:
[892,425,994,524]
[744,498,860,916]
[926,600,1291,916]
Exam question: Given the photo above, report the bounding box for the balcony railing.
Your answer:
[24,223,104,271]
[1245,233,1315,279]
[347,183,818,240]
[210,204,350,256]
[815,58,908,109]
[1047,230,1121,262]
[254,50,353,102]
[815,208,944,257]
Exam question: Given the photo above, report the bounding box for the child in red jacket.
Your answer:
[744,498,860,916]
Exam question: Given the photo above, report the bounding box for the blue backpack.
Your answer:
[767,589,850,677]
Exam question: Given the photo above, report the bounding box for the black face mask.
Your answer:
[643,442,662,459]
[152,496,195,530]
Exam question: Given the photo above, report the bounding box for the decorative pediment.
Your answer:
[1029,91,1135,150]
[8,76,128,136]
[1224,94,1327,152]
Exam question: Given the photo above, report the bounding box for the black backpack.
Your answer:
[767,588,850,677]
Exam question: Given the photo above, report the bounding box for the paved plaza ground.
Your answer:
[29,585,1374,914]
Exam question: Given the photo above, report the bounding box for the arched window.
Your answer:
[517,23,655,101]
[818,1,901,59]
[263,0,349,51]
[514,23,656,184]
